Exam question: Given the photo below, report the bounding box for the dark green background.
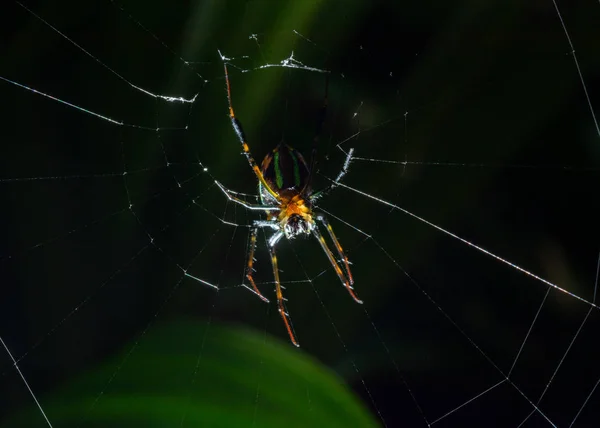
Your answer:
[1,0,600,426]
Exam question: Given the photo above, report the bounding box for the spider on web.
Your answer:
[215,59,362,347]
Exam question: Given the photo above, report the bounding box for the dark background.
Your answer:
[1,0,600,426]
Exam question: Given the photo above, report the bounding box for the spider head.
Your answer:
[283,214,311,239]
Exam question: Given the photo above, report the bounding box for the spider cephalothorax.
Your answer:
[216,60,361,347]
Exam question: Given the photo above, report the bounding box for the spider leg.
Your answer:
[310,147,354,201]
[268,232,300,347]
[215,180,279,211]
[222,61,281,202]
[311,219,362,304]
[315,213,355,286]
[245,227,269,303]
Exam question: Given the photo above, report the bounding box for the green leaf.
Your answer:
[4,320,378,428]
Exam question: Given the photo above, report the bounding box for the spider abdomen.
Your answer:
[259,143,310,203]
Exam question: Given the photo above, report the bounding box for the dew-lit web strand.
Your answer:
[548,1,600,422]
[247,231,290,426]
[532,296,597,409]
[430,379,507,426]
[0,74,253,265]
[0,74,188,132]
[571,376,600,428]
[15,1,199,104]
[109,0,319,77]
[507,287,551,379]
[0,164,203,184]
[0,336,53,428]
[0,172,121,182]
[332,178,597,309]
[337,3,600,420]
[0,165,205,263]
[321,197,555,424]
[348,152,431,428]
[516,308,587,426]
[568,252,600,427]
[80,122,225,419]
[156,163,253,426]
[1,164,216,371]
[152,79,196,191]
[0,95,218,423]
[0,208,123,263]
[242,215,315,423]
[0,159,214,374]
[517,252,600,427]
[82,262,216,421]
[180,198,254,427]
[179,310,213,428]
[0,245,150,378]
[595,252,600,305]
[360,305,429,426]
[1,36,325,138]
[0,75,119,126]
[290,249,388,428]
[0,166,213,264]
[322,179,593,422]
[81,201,223,419]
[316,143,560,423]
[550,0,600,139]
[380,329,431,421]
[107,0,207,82]
[83,38,338,420]
[235,196,270,428]
[365,227,555,425]
[121,138,218,290]
[253,51,329,74]
[178,198,285,425]
[250,316,270,428]
[278,50,554,423]
[218,50,329,75]
[250,38,595,421]
[318,157,513,425]
[352,157,600,172]
[329,140,598,307]
[2,13,325,188]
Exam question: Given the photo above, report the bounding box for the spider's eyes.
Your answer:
[284,214,310,238]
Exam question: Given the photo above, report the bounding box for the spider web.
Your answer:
[2,0,600,427]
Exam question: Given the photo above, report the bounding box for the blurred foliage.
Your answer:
[2,320,378,427]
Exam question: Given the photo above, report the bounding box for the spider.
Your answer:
[216,61,362,347]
